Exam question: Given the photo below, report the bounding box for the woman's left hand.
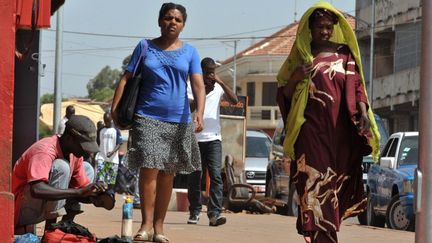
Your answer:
[357,113,370,134]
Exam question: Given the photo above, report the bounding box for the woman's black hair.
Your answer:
[309,8,338,28]
[158,2,187,23]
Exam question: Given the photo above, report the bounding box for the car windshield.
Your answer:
[246,136,271,158]
[397,136,418,166]
[375,115,389,150]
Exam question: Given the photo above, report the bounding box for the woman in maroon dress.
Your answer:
[277,4,379,243]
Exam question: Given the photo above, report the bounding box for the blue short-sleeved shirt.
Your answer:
[127,39,202,123]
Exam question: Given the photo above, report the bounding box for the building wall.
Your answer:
[373,66,420,133]
[374,67,420,107]
[217,56,285,131]
[356,0,422,38]
[356,0,422,134]
[237,75,277,103]
[237,75,280,130]
[217,56,285,90]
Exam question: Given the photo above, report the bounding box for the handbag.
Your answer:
[114,159,137,195]
[116,40,148,129]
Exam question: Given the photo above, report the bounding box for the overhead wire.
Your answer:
[42,16,422,41]
[40,10,421,96]
[42,23,294,40]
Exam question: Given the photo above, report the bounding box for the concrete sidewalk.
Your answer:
[49,195,415,243]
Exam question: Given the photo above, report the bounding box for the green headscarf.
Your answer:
[276,1,380,161]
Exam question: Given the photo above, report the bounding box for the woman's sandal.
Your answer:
[133,229,154,242]
[303,231,313,243]
[153,234,170,243]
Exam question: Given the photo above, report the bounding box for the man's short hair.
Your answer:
[201,57,217,69]
[65,115,99,153]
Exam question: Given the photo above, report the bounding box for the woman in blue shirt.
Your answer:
[111,3,205,242]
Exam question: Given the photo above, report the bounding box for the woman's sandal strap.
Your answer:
[154,234,170,242]
[133,230,153,241]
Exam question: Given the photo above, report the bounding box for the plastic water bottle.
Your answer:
[121,195,134,242]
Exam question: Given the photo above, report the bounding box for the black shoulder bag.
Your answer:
[116,40,148,129]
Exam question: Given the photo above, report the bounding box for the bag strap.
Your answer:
[132,39,148,77]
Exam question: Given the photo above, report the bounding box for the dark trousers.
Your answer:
[187,140,223,218]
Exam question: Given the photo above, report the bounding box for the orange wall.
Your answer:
[0,0,16,241]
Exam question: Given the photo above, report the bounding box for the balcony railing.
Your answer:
[247,106,280,129]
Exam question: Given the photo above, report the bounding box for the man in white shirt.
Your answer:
[187,57,238,226]
[57,105,75,135]
[95,112,123,188]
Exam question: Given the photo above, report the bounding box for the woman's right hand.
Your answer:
[291,64,313,82]
[193,112,204,133]
[282,64,313,98]
[111,109,119,126]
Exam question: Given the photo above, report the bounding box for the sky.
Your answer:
[40,0,356,97]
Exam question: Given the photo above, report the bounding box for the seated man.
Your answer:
[13,115,113,234]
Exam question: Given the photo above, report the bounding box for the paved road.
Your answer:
[51,195,415,243]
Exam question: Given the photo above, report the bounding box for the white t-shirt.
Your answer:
[57,117,68,135]
[95,127,120,164]
[188,83,225,142]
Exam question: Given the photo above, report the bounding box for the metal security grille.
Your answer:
[394,22,421,72]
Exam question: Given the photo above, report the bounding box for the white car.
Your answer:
[245,130,272,194]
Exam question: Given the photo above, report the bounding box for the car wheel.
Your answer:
[357,211,367,225]
[265,175,277,198]
[385,195,414,231]
[366,192,385,227]
[287,184,299,217]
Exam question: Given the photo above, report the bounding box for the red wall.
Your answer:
[0,0,16,241]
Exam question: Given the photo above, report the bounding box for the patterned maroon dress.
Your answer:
[292,45,371,243]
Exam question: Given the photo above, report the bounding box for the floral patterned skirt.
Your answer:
[128,115,201,174]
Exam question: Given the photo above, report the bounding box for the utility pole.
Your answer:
[416,0,432,242]
[221,40,239,93]
[53,7,63,134]
[369,0,375,107]
[233,40,238,94]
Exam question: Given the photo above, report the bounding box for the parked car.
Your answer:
[366,132,417,231]
[357,114,389,224]
[245,129,272,194]
[265,119,299,216]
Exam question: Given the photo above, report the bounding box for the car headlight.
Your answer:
[403,179,414,193]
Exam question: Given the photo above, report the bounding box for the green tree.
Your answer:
[40,93,67,104]
[92,87,115,102]
[39,121,53,138]
[87,65,121,101]
[40,93,54,104]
